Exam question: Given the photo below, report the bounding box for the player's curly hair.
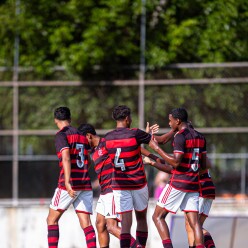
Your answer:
[54,106,71,120]
[78,123,96,135]
[112,105,131,121]
[170,107,188,122]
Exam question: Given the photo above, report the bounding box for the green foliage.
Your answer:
[0,0,247,157]
[1,0,248,78]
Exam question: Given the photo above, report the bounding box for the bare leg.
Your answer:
[46,208,64,248]
[46,208,64,225]
[152,205,170,240]
[135,209,148,232]
[121,211,133,234]
[135,209,148,247]
[106,218,121,238]
[185,212,203,246]
[200,214,216,248]
[96,213,110,248]
[77,212,96,248]
[185,213,195,246]
[119,211,133,248]
[76,212,92,229]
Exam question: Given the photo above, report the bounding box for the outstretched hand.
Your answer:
[146,122,159,134]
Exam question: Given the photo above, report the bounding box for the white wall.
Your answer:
[0,200,168,248]
[0,198,247,248]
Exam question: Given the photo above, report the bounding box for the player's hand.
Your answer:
[146,122,159,134]
[143,156,155,166]
[65,182,77,198]
[143,156,151,164]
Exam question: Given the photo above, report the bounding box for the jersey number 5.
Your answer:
[76,144,85,168]
[114,148,126,171]
[191,148,199,172]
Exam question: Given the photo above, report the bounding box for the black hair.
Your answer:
[170,108,188,122]
[54,107,71,120]
[78,123,96,135]
[112,105,131,121]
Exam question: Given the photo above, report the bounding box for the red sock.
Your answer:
[130,236,137,248]
[136,231,148,247]
[83,225,96,248]
[120,233,131,248]
[204,234,216,248]
[48,225,59,248]
[162,238,173,248]
[196,245,204,248]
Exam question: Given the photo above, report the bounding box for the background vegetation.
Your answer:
[0,0,247,197]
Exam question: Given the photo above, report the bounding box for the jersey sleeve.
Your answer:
[135,129,152,144]
[173,133,185,154]
[55,132,69,153]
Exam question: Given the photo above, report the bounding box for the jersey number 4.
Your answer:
[76,144,85,168]
[114,148,126,171]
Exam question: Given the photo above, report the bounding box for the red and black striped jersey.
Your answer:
[170,128,206,192]
[199,169,215,199]
[104,127,152,190]
[55,125,92,191]
[92,138,113,195]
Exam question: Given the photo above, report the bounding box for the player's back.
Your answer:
[55,125,92,191]
[104,127,151,190]
[171,128,206,192]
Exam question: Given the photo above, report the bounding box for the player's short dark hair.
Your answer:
[54,107,71,120]
[78,123,96,135]
[170,108,188,122]
[112,105,131,121]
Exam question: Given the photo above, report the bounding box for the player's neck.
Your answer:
[116,121,128,128]
[178,122,187,131]
[57,121,70,130]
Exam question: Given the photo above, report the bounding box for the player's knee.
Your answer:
[152,212,159,224]
[95,219,105,231]
[106,224,115,235]
[46,215,58,226]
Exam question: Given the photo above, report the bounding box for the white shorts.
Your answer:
[157,184,199,214]
[113,185,149,213]
[96,192,120,220]
[50,188,93,214]
[199,197,213,217]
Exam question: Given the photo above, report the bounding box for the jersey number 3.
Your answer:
[76,144,85,168]
[114,148,126,171]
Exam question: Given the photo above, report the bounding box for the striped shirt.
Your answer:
[199,169,216,199]
[170,128,206,192]
[104,127,152,190]
[55,125,92,191]
[92,138,113,195]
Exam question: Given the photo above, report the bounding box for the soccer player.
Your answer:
[46,107,96,248]
[148,107,206,248]
[145,121,216,248]
[103,105,156,248]
[185,157,216,248]
[78,123,137,248]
